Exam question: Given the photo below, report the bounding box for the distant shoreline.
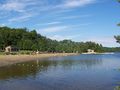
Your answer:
[82,52,115,55]
[0,53,78,67]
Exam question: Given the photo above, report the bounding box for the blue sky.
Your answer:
[0,0,120,47]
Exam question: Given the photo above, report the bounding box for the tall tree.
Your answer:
[115,0,120,44]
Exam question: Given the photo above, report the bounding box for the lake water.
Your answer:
[0,54,120,90]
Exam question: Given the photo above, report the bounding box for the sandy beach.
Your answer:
[0,53,78,67]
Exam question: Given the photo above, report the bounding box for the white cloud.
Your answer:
[0,2,25,12]
[38,24,87,33]
[45,22,61,25]
[61,0,96,8]
[58,14,92,20]
[8,13,36,22]
[48,34,80,41]
[48,35,70,41]
[0,0,97,13]
[0,0,39,12]
[37,23,92,34]
[0,0,97,22]
[40,26,69,33]
[36,21,61,26]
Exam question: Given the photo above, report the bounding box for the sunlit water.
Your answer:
[0,53,120,90]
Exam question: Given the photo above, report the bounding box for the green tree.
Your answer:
[0,26,105,53]
[31,44,38,51]
[115,0,120,44]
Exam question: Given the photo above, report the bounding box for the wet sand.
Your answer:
[0,53,78,67]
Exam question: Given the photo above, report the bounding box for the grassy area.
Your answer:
[114,86,120,90]
[0,52,5,55]
[0,50,34,55]
[19,50,33,55]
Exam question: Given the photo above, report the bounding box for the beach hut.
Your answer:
[5,46,19,53]
[87,49,95,54]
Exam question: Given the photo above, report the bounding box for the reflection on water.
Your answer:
[0,55,103,80]
[0,54,120,90]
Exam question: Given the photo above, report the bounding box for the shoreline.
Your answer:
[82,52,115,55]
[0,53,78,67]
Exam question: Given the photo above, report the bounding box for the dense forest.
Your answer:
[0,26,106,53]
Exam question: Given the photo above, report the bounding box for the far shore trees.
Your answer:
[0,26,104,53]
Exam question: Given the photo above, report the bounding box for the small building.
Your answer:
[87,49,95,54]
[5,46,19,53]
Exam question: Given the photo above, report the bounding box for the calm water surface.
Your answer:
[0,54,120,90]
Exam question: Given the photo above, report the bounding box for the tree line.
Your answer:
[0,26,105,53]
